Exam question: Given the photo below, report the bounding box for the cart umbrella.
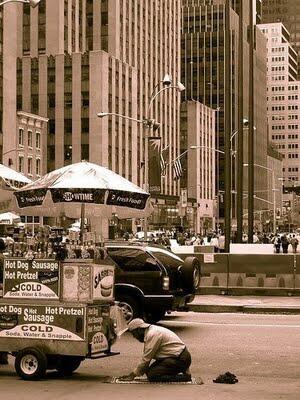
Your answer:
[0,163,32,213]
[13,161,151,219]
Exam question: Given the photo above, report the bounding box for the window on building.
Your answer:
[64,145,72,161]
[64,93,72,108]
[28,130,33,147]
[81,144,89,161]
[36,132,41,149]
[23,4,30,53]
[28,157,33,175]
[36,158,41,176]
[18,155,24,173]
[38,1,46,53]
[31,94,39,113]
[81,91,89,108]
[49,120,55,134]
[82,118,89,133]
[64,119,72,133]
[48,94,55,108]
[18,128,24,146]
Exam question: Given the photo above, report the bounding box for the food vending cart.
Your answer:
[0,257,122,380]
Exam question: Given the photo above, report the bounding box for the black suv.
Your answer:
[106,244,200,323]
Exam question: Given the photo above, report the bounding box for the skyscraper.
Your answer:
[181,0,268,231]
[2,0,183,233]
[262,0,300,77]
[258,22,300,186]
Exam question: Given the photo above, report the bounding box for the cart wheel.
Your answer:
[56,356,82,376]
[15,347,47,381]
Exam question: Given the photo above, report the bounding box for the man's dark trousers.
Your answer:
[146,347,191,382]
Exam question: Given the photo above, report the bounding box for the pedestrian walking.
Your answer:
[253,232,259,243]
[281,234,289,254]
[218,233,225,253]
[210,234,219,253]
[273,235,281,254]
[262,234,269,244]
[290,234,299,253]
[119,318,192,382]
[193,234,204,246]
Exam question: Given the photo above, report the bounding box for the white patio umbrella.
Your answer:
[0,163,32,213]
[0,212,21,224]
[13,161,152,219]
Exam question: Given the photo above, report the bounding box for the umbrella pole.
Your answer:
[80,203,85,244]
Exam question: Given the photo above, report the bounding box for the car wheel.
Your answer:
[56,356,82,376]
[181,257,201,291]
[116,294,140,323]
[15,347,47,381]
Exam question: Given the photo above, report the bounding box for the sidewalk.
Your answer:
[189,295,300,314]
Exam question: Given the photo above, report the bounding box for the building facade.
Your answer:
[258,23,300,186]
[261,0,300,77]
[2,0,183,235]
[181,0,269,231]
[265,143,283,233]
[181,100,216,234]
[281,191,300,232]
[14,111,47,179]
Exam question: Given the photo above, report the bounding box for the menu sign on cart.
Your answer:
[3,258,60,299]
[87,306,110,356]
[0,304,85,341]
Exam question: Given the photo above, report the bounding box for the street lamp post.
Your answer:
[0,0,41,7]
[97,113,159,130]
[244,163,277,235]
[190,145,224,155]
[224,0,232,253]
[248,0,255,243]
[98,75,185,240]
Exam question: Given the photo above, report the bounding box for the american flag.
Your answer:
[160,146,169,176]
[172,158,183,180]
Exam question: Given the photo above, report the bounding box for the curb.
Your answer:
[197,288,300,296]
[188,304,300,315]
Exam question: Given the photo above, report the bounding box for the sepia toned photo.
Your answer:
[0,1,299,399]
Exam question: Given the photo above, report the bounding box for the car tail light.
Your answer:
[163,276,169,291]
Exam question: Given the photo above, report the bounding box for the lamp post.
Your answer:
[248,0,255,243]
[231,119,253,239]
[143,77,185,238]
[0,0,41,7]
[244,163,277,235]
[97,113,160,130]
[230,119,251,142]
[190,145,225,155]
[98,75,185,239]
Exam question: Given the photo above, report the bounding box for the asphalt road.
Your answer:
[1,312,299,400]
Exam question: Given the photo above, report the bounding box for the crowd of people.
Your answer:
[123,229,226,252]
[123,229,299,254]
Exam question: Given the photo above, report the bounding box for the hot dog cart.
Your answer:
[0,257,123,380]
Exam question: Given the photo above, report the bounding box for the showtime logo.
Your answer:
[63,192,94,202]
[63,192,74,201]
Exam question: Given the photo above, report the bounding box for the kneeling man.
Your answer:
[120,318,192,382]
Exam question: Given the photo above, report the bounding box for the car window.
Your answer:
[151,250,183,269]
[107,248,160,272]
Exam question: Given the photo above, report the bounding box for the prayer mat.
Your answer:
[98,376,204,385]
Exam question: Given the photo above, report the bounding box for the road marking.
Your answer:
[162,320,300,329]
